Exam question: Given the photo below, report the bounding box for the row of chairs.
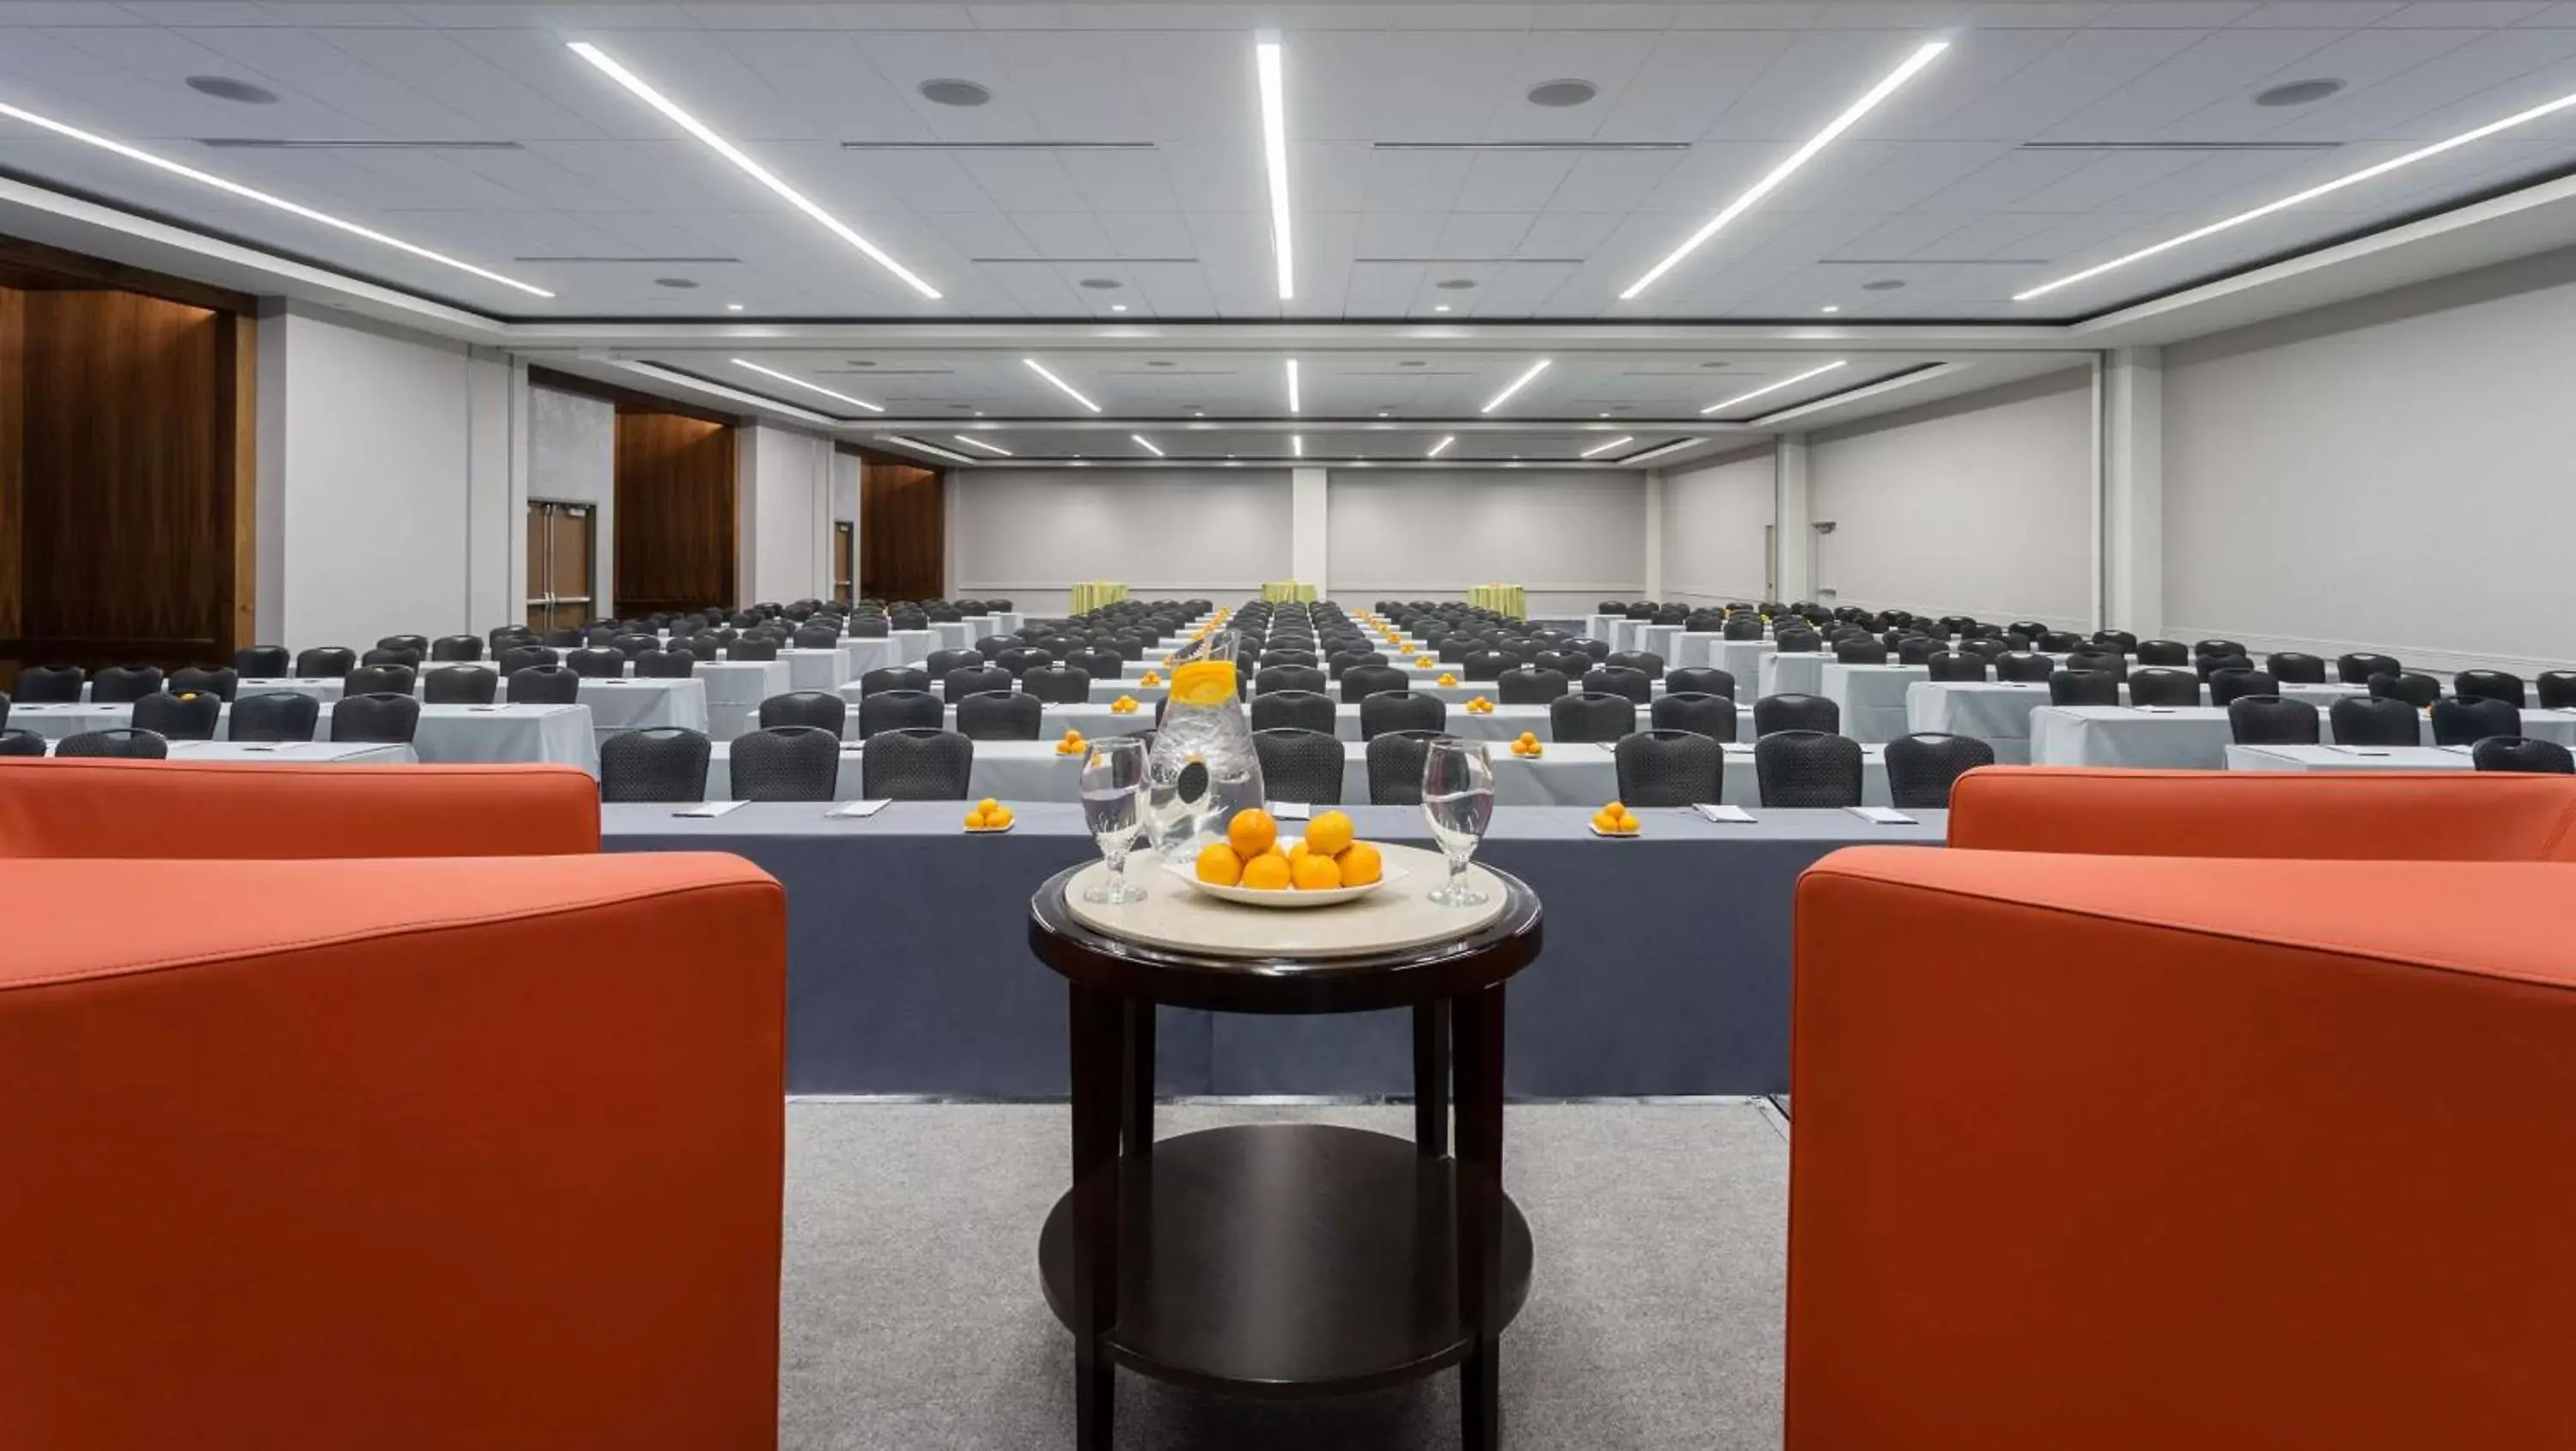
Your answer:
[0,691,426,747]
[599,726,965,802]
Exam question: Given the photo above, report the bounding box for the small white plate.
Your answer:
[964,820,1017,834]
[1587,823,1643,839]
[1163,836,1409,908]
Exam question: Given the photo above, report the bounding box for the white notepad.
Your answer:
[826,799,891,819]
[673,799,750,818]
[1695,804,1756,824]
[1847,805,1917,825]
[1268,800,1312,821]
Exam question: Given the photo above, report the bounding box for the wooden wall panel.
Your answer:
[0,287,22,659]
[860,458,944,602]
[613,410,736,616]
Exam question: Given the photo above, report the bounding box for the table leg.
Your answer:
[1413,1001,1450,1158]
[1121,999,1155,1162]
[1454,984,1506,1451]
[1067,982,1123,1450]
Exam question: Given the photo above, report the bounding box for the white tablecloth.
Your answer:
[1672,631,1724,669]
[931,622,977,652]
[235,677,345,701]
[4,700,598,772]
[564,677,708,738]
[1757,653,1826,701]
[2225,744,2470,772]
[2024,701,2576,769]
[166,740,417,765]
[1637,623,1684,665]
[1821,662,1926,744]
[781,647,855,693]
[1905,680,2374,764]
[695,660,793,741]
[1584,614,1621,645]
[842,638,908,677]
[891,629,939,665]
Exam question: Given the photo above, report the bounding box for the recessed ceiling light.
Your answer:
[186,75,278,104]
[1255,33,1295,301]
[1624,439,1700,466]
[1433,304,1452,313]
[1377,410,1391,418]
[1078,277,1121,289]
[1291,434,1303,457]
[1285,357,1301,414]
[1820,304,1841,314]
[885,435,975,464]
[1479,358,1552,414]
[1862,278,1906,291]
[1621,40,1947,300]
[725,301,744,311]
[1527,78,1598,108]
[569,42,941,300]
[1023,357,1103,412]
[1702,359,1846,415]
[953,434,1012,456]
[0,99,554,297]
[732,358,884,412]
[1427,435,1456,458]
[1580,435,1635,458]
[1131,434,1165,457]
[1109,303,1128,313]
[919,79,992,107]
[1191,409,1205,417]
[2255,77,2343,107]
[2017,82,2576,301]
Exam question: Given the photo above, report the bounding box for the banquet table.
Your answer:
[236,677,345,701]
[841,638,908,677]
[600,801,1942,1096]
[1636,622,1685,664]
[562,677,708,740]
[163,740,417,765]
[824,694,1756,748]
[1712,639,1774,689]
[1821,662,1924,744]
[2224,744,2471,772]
[1757,652,1827,701]
[1908,680,2375,762]
[890,629,938,665]
[2031,704,2576,769]
[5,700,597,770]
[1583,613,1621,645]
[689,660,793,741]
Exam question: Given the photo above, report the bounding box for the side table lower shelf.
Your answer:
[1037,1123,1534,1397]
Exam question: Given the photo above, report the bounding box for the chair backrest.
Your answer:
[0,729,45,757]
[1996,652,2054,683]
[56,728,168,759]
[2369,671,2443,709]
[2265,651,2327,683]
[1883,732,1995,809]
[1022,665,1090,705]
[1895,636,1945,666]
[634,649,694,678]
[1773,628,1820,654]
[1497,667,1568,704]
[943,665,1014,704]
[1365,730,1441,806]
[294,647,356,680]
[1754,730,1862,807]
[2227,695,2320,746]
[1461,648,1514,681]
[2131,640,2188,667]
[1615,730,1723,808]
[495,645,553,676]
[378,634,430,655]
[848,615,890,638]
[430,634,483,662]
[1341,665,1409,703]
[1722,616,1764,641]
[2454,670,2528,709]
[923,648,981,682]
[1070,647,1126,681]
[362,647,422,670]
[11,666,82,703]
[2126,666,2201,707]
[858,666,929,697]
[2327,695,2421,747]
[759,690,847,736]
[89,666,166,704]
[1582,666,1652,705]
[1947,766,2576,861]
[507,665,580,704]
[1754,692,1839,737]
[232,646,290,677]
[860,728,975,801]
[1255,665,1328,697]
[598,727,711,803]
[2208,669,2279,707]
[130,691,222,740]
[343,663,416,697]
[1251,727,1345,805]
[955,691,1043,741]
[2194,653,2254,680]
[1251,689,1335,735]
[1926,652,1987,683]
[2472,737,2576,774]
[2048,671,2119,707]
[2063,649,2127,680]
[161,665,239,701]
[333,692,422,744]
[422,665,499,705]
[995,647,1054,678]
[793,625,841,649]
[1605,650,1664,677]
[1358,690,1446,740]
[1650,691,1738,742]
[729,726,843,800]
[2336,651,2401,684]
[1550,691,1637,744]
[725,636,780,662]
[228,690,323,743]
[1662,666,1732,699]
[858,689,945,737]
[2432,695,2522,746]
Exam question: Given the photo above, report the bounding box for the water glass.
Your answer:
[1080,736,1149,904]
[1419,736,1495,907]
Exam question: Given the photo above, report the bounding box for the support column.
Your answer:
[2099,347,2164,638]
[1291,466,1328,598]
[1643,471,1666,600]
[1772,434,1813,604]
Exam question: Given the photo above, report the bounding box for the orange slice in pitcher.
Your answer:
[1170,659,1237,707]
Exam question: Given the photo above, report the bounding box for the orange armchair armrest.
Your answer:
[0,759,603,858]
[1946,765,2576,860]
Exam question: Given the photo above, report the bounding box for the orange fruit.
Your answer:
[979,798,1000,814]
[1170,659,1237,707]
[965,808,989,829]
[1196,842,1243,885]
[1337,841,1383,886]
[1227,807,1278,859]
[990,807,1015,829]
[1239,851,1293,891]
[1286,840,1312,864]
[1604,800,1625,816]
[1304,810,1354,857]
[1291,853,1342,890]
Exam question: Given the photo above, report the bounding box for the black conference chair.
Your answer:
[2048,671,2119,707]
[1252,689,1335,735]
[1884,732,1994,810]
[859,666,929,697]
[2472,737,2575,774]
[1359,690,1445,741]
[507,665,581,705]
[1926,652,1987,683]
[2329,695,2421,747]
[0,729,46,757]
[1665,667,1735,699]
[2369,671,2443,710]
[760,691,848,736]
[1614,730,1723,808]
[2134,641,2190,668]
[1753,693,1838,737]
[793,625,844,650]
[2208,670,2279,707]
[2228,695,2320,746]
[229,691,322,743]
[726,637,781,662]
[1341,665,1409,704]
[378,634,431,658]
[730,726,843,801]
[2093,630,2140,654]
[2432,695,2520,746]
[1582,667,1652,707]
[131,691,221,741]
[995,647,1054,679]
[343,664,416,698]
[13,666,82,703]
[848,616,890,639]
[859,689,945,737]
[2337,652,2401,685]
[496,645,554,677]
[2541,671,2576,710]
[333,693,422,744]
[430,634,483,663]
[423,665,499,705]
[2064,649,2128,681]
[1258,665,1330,697]
[362,647,423,670]
[1327,651,1385,680]
[2265,652,2327,684]
[600,728,711,803]
[635,650,695,678]
[1896,637,1946,667]
[2128,667,2202,707]
[1651,691,1738,743]
[1754,731,1863,808]
[1023,666,1091,705]
[1549,692,1637,744]
[973,634,1014,660]
[56,728,167,759]
[1996,652,2054,683]
[2194,653,2254,681]
[862,729,976,801]
[234,646,290,677]
[1070,647,1126,683]
[1772,628,1820,655]
[295,647,357,680]
[939,665,1011,707]
[1497,668,1568,704]
[565,648,625,679]
[957,692,1043,741]
[90,666,165,704]
[1461,649,1514,682]
[1365,730,1441,806]
[1722,616,1765,641]
[169,666,240,701]
[2454,670,2527,709]
[1606,650,1665,678]
[1251,728,1345,805]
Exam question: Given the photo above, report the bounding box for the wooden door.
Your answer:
[860,458,943,602]
[834,523,854,603]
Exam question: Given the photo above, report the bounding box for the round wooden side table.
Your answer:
[1028,862,1544,1450]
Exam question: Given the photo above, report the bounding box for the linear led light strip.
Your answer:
[1285,357,1301,413]
[1622,439,1701,466]
[1024,358,1103,412]
[1291,434,1304,458]
[1620,40,1948,301]
[1480,359,1552,414]
[1704,360,1846,415]
[1255,33,1294,301]
[2017,83,2576,301]
[953,434,1012,456]
[1131,434,1166,457]
[1426,434,1457,458]
[885,435,975,464]
[568,42,940,301]
[0,99,553,297]
[1580,435,1636,458]
[732,358,884,413]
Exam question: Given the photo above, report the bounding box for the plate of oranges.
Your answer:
[1171,806,1405,908]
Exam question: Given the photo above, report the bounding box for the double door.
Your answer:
[526,501,596,631]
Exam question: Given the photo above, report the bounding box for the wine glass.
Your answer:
[1080,736,1149,904]
[1419,736,1495,907]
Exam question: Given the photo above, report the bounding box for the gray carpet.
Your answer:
[781,1102,1789,1450]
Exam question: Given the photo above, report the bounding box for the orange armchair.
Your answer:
[1947,765,2576,860]
[1789,845,2576,1451]
[2,850,785,1451]
[0,758,601,858]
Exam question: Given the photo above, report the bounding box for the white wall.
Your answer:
[1327,469,1647,617]
[255,304,518,651]
[527,384,614,613]
[1807,367,2094,629]
[1660,446,1775,607]
[951,469,1291,616]
[738,422,836,605]
[2165,246,2576,674]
